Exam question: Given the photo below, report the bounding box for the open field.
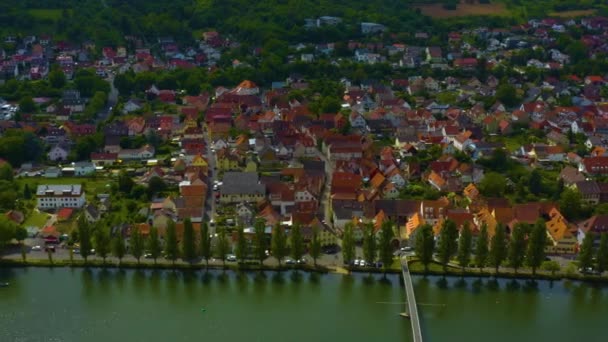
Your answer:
[23,211,50,229]
[27,9,65,20]
[549,9,596,18]
[416,2,510,18]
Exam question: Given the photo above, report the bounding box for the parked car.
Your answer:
[285,258,295,265]
[31,245,42,251]
[144,253,153,259]
[297,257,307,265]
[226,254,237,262]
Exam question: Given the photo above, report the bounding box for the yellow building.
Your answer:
[545,209,577,255]
[215,148,240,171]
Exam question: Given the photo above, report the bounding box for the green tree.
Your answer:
[437,219,459,271]
[342,222,356,266]
[310,226,322,267]
[509,223,527,273]
[23,183,31,199]
[253,219,267,265]
[529,169,543,196]
[49,68,67,89]
[475,223,489,271]
[271,224,288,267]
[95,228,111,264]
[489,224,507,274]
[478,172,507,197]
[578,232,595,273]
[526,219,547,276]
[415,224,435,272]
[0,216,17,257]
[147,226,162,264]
[596,233,608,275]
[78,216,92,263]
[15,226,27,261]
[0,164,13,181]
[200,223,211,267]
[112,235,126,265]
[457,222,473,271]
[235,224,247,263]
[541,260,561,276]
[18,96,36,113]
[362,223,376,267]
[181,218,196,263]
[290,223,304,262]
[118,171,135,194]
[378,221,395,275]
[130,225,144,264]
[559,188,583,221]
[216,227,229,267]
[164,221,179,265]
[496,83,519,107]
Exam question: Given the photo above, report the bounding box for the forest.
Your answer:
[2,1,606,49]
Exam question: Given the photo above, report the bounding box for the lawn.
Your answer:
[549,9,596,18]
[23,211,50,228]
[416,2,510,18]
[27,9,66,21]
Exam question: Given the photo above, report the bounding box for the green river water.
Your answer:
[1,268,607,342]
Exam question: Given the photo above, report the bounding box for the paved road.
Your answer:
[203,126,217,234]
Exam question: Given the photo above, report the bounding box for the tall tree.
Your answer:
[475,223,489,272]
[130,226,144,264]
[342,222,356,266]
[559,188,583,221]
[578,232,595,273]
[457,222,473,271]
[253,219,267,265]
[378,221,395,275]
[489,224,507,274]
[526,219,547,276]
[216,228,229,267]
[235,224,247,263]
[164,221,179,265]
[271,224,288,267]
[15,226,27,261]
[509,223,527,273]
[362,223,376,267]
[310,226,322,267]
[78,215,92,263]
[200,223,211,267]
[437,219,459,271]
[290,223,304,262]
[597,233,608,275]
[147,226,161,264]
[112,235,126,265]
[415,224,435,272]
[181,218,196,263]
[95,228,111,264]
[0,217,17,258]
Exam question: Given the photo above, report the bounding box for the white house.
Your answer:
[36,184,86,209]
[118,145,155,160]
[73,162,96,176]
[47,144,70,162]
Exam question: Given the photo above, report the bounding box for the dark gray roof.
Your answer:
[222,172,265,195]
[575,180,601,195]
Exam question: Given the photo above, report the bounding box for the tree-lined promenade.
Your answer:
[4,215,608,283]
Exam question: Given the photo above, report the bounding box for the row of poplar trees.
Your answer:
[413,218,550,275]
[75,215,327,268]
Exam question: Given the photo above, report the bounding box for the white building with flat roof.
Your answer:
[36,184,85,209]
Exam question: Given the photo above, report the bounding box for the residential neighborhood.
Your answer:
[1,14,608,275]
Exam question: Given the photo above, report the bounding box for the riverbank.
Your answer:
[2,257,608,284]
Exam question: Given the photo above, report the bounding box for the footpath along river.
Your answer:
[1,268,607,342]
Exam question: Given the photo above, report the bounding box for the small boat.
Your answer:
[0,282,9,288]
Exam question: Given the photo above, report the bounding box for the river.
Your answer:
[0,268,607,342]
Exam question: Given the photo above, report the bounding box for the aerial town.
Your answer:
[2,14,608,273]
